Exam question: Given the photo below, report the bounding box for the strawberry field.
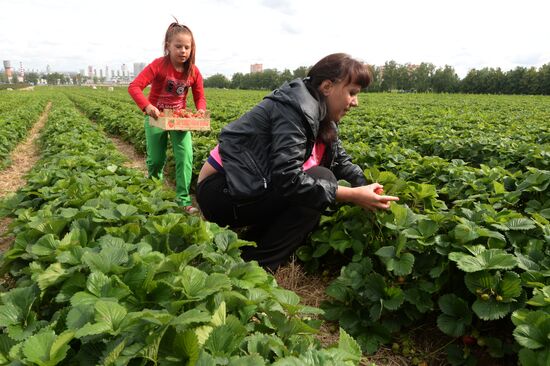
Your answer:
[0,86,549,365]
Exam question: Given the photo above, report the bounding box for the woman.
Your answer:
[197,53,399,271]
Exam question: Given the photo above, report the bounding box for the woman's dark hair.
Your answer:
[163,17,196,79]
[305,53,373,144]
[306,53,372,91]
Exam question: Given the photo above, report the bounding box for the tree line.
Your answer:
[204,61,550,95]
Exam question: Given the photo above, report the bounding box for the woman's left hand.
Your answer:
[337,183,399,211]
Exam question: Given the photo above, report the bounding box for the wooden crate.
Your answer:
[149,110,211,131]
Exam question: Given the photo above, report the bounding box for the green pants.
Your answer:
[144,116,193,206]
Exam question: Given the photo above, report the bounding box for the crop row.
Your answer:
[0,92,48,170]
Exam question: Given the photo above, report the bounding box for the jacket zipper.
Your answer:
[244,151,268,189]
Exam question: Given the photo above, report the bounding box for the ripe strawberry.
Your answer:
[374,187,384,195]
[462,335,476,346]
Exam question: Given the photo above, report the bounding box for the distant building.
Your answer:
[121,63,128,78]
[133,62,146,76]
[250,63,263,73]
[88,65,93,79]
[3,60,13,82]
[18,62,24,82]
[407,64,419,74]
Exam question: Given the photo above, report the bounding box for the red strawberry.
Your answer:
[374,187,384,195]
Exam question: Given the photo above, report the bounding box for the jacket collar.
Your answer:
[266,78,326,138]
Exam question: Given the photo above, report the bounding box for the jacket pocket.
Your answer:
[224,150,270,202]
[243,151,268,189]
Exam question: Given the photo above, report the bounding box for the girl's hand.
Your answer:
[144,104,161,119]
[337,183,399,211]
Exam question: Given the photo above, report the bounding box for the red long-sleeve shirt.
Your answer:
[128,56,206,111]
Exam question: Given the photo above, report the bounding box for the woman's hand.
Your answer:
[144,104,161,119]
[336,183,399,211]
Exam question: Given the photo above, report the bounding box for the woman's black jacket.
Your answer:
[219,78,368,211]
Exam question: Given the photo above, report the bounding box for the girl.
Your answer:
[196,53,399,271]
[128,20,206,213]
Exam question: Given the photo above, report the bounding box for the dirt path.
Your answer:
[108,135,178,193]
[0,102,52,251]
[109,136,149,176]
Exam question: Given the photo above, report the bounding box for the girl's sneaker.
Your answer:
[183,205,199,214]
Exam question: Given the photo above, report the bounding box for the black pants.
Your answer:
[196,166,337,271]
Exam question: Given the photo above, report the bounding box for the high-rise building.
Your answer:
[250,63,263,73]
[133,62,146,77]
[88,66,93,79]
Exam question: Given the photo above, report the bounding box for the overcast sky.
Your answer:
[1,0,549,79]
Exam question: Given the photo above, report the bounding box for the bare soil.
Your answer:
[0,102,51,252]
[274,259,450,366]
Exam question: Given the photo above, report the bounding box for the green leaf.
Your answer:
[498,271,523,299]
[94,300,127,332]
[86,271,110,297]
[66,305,95,330]
[512,310,550,350]
[271,288,300,306]
[27,218,68,236]
[22,329,73,366]
[171,309,212,331]
[36,262,69,291]
[383,287,405,311]
[386,204,417,229]
[472,298,512,320]
[0,285,38,326]
[449,248,518,272]
[418,219,438,238]
[505,218,536,231]
[337,328,362,363]
[0,334,16,362]
[173,330,200,364]
[116,204,138,218]
[49,330,75,364]
[375,246,395,258]
[464,271,498,295]
[101,338,126,365]
[0,303,22,327]
[387,252,415,276]
[245,333,286,359]
[437,294,472,337]
[180,266,207,298]
[75,322,112,338]
[453,221,479,243]
[204,319,247,357]
[30,234,59,257]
